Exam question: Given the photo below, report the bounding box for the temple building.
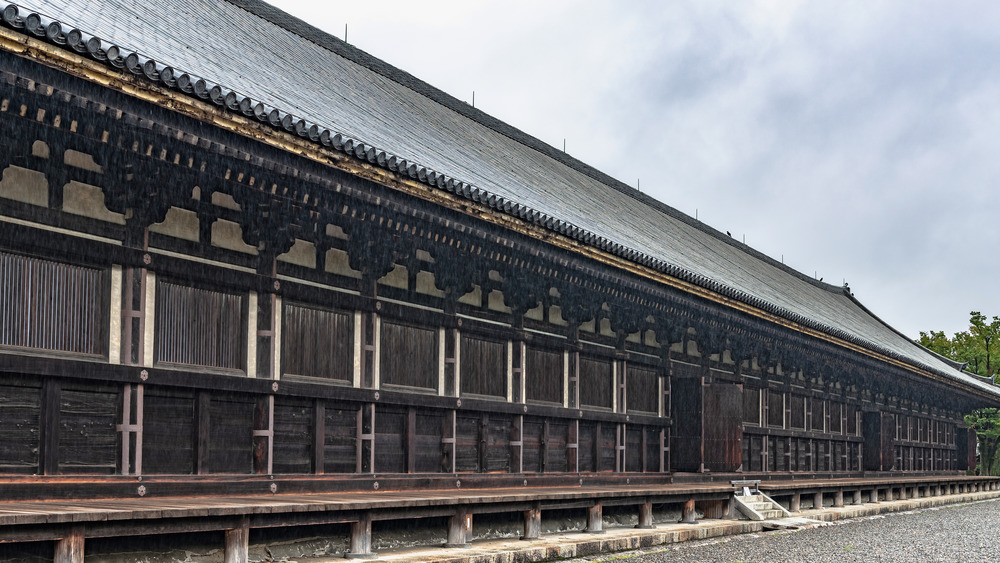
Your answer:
[1,0,998,560]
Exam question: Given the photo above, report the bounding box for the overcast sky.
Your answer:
[266,0,1000,339]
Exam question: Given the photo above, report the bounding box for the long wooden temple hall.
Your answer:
[1,0,998,560]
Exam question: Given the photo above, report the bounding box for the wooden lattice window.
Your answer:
[743,386,761,426]
[0,251,106,355]
[579,356,612,409]
[460,335,506,398]
[627,366,659,414]
[829,401,843,434]
[525,347,563,404]
[155,280,245,370]
[282,303,353,382]
[846,404,858,436]
[789,395,806,429]
[812,398,826,432]
[380,321,437,390]
[767,390,784,428]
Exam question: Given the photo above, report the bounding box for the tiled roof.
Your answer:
[4,0,997,399]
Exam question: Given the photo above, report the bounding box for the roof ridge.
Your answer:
[223,0,845,297]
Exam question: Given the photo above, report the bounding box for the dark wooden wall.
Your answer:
[0,49,982,493]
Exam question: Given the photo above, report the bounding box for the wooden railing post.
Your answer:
[54,526,84,563]
[522,503,541,540]
[637,500,654,529]
[586,502,604,533]
[446,509,472,547]
[347,512,377,559]
[224,517,249,563]
[680,499,697,524]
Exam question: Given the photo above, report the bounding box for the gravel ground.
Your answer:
[564,498,1000,563]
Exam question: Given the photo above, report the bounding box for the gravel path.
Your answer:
[564,498,1000,563]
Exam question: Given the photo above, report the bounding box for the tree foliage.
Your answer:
[918,311,1000,378]
[917,311,1000,475]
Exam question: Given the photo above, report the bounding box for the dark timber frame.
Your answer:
[0,7,997,561]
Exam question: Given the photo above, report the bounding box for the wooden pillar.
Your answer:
[812,491,823,510]
[833,489,844,507]
[118,384,144,476]
[637,501,654,529]
[586,503,604,533]
[446,509,472,547]
[253,395,274,475]
[441,410,456,474]
[568,419,579,473]
[224,518,249,563]
[852,490,862,505]
[885,487,893,501]
[511,339,525,404]
[347,512,377,559]
[359,404,375,474]
[313,400,326,474]
[511,415,523,474]
[359,300,379,390]
[54,527,84,563]
[408,408,419,474]
[522,505,541,540]
[195,391,211,474]
[444,326,459,397]
[120,266,148,366]
[870,488,879,503]
[568,349,579,409]
[39,378,61,475]
[898,486,907,500]
[912,486,920,499]
[680,499,697,524]
[789,493,801,513]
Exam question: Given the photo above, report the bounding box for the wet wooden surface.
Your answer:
[760,474,1000,492]
[0,481,736,526]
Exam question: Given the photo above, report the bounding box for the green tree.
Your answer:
[917,330,955,359]
[967,312,1000,377]
[966,408,1000,475]
[919,311,1000,378]
[917,311,1000,475]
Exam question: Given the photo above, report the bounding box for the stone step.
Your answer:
[763,517,829,531]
